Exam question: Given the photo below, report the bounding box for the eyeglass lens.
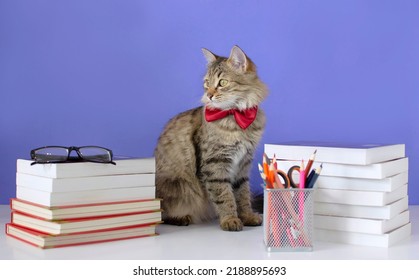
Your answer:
[32,147,69,162]
[78,147,112,162]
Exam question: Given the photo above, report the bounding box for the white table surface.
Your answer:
[1,205,418,260]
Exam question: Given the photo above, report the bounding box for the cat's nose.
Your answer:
[207,88,216,100]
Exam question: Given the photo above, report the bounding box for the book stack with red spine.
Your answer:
[5,157,162,249]
[265,141,411,247]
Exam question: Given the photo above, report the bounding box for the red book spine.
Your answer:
[11,197,161,210]
[6,223,159,249]
[12,209,162,222]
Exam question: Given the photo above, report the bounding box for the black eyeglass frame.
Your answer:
[30,145,116,165]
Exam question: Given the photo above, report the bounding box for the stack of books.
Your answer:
[6,157,162,249]
[264,141,411,247]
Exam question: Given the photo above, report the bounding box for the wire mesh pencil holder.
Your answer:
[263,188,315,252]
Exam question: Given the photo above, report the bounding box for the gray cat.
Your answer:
[155,46,268,231]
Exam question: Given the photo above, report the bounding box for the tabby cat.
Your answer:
[155,46,268,231]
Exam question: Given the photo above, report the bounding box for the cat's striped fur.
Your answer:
[155,46,268,231]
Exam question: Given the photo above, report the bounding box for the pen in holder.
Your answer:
[260,152,320,251]
[263,188,315,252]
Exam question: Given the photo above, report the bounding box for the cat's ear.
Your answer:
[227,45,250,73]
[202,48,218,64]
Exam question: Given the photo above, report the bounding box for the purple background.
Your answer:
[1,1,418,205]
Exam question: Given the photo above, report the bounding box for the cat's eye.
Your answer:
[219,79,229,87]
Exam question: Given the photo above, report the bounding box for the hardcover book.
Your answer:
[275,158,408,179]
[16,172,155,192]
[314,210,410,234]
[11,210,162,235]
[16,185,156,207]
[314,196,409,220]
[6,223,158,249]
[264,141,405,165]
[314,223,411,247]
[17,157,156,179]
[10,198,161,220]
[314,184,407,206]
[315,172,408,192]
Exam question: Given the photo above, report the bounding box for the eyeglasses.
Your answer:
[30,146,116,165]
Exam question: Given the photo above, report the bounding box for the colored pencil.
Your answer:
[298,160,305,221]
[306,163,323,189]
[304,149,317,180]
[299,160,306,189]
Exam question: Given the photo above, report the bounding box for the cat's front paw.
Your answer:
[220,216,243,231]
[241,212,262,226]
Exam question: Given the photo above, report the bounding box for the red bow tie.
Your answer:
[204,106,258,129]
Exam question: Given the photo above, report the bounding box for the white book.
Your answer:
[314,210,410,234]
[16,173,155,192]
[314,196,409,220]
[316,172,408,192]
[6,223,158,249]
[17,157,156,179]
[264,142,405,165]
[275,158,408,179]
[315,223,411,247]
[314,184,407,206]
[10,198,162,220]
[11,210,162,235]
[16,185,156,207]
